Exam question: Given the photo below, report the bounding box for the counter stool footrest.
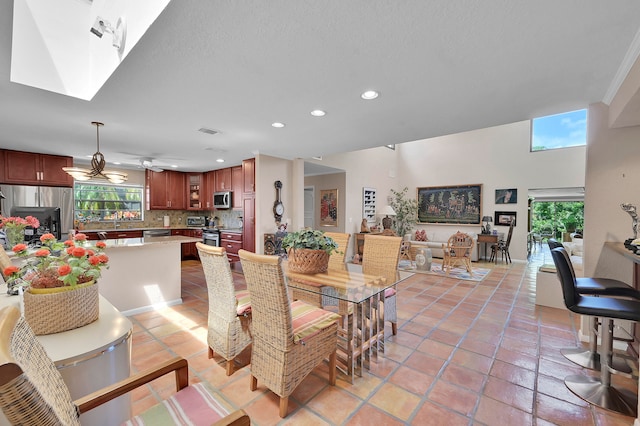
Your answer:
[565,374,637,417]
[561,348,633,375]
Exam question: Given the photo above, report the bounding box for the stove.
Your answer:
[202,227,220,247]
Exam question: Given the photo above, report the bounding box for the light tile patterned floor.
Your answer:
[128,249,638,425]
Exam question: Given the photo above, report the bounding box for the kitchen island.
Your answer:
[99,235,202,315]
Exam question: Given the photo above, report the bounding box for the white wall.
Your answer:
[313,120,586,261]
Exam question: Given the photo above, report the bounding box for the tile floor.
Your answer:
[127,248,638,425]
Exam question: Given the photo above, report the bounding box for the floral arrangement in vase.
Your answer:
[3,232,109,292]
[0,215,40,248]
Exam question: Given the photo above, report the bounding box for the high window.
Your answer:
[73,183,143,225]
[531,109,587,151]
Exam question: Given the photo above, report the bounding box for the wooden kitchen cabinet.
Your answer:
[242,158,255,194]
[1,149,74,187]
[220,231,242,263]
[231,166,242,209]
[146,170,186,210]
[172,229,201,259]
[242,195,255,253]
[214,168,232,191]
[202,171,216,209]
[186,173,203,210]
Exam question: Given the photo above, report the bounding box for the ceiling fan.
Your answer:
[138,158,164,172]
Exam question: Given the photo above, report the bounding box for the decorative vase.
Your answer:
[5,226,25,248]
[23,280,99,335]
[287,248,330,274]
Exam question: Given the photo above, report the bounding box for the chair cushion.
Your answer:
[122,382,231,426]
[235,290,251,315]
[291,300,340,344]
[384,287,396,298]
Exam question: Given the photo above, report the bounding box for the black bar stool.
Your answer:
[547,239,639,374]
[551,247,640,416]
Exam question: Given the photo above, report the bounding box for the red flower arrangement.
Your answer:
[3,233,109,290]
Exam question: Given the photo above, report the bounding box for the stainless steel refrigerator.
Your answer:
[0,185,74,240]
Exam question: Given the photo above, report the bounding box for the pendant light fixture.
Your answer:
[63,122,128,184]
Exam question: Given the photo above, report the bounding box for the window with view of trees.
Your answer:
[531,109,587,151]
[74,183,144,225]
[531,201,584,239]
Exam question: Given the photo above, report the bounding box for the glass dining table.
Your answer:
[284,261,405,382]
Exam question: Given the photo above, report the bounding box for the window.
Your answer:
[74,183,144,224]
[531,109,587,151]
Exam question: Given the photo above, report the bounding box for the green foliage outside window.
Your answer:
[74,183,144,224]
[531,201,584,238]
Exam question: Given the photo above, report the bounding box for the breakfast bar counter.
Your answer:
[98,235,202,314]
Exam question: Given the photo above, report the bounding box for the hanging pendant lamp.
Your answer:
[63,122,128,184]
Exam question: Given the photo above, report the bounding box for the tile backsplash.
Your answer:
[81,209,243,230]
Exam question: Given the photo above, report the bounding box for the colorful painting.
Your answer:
[417,184,482,225]
[320,189,338,227]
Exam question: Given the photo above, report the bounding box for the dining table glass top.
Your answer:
[283,261,405,304]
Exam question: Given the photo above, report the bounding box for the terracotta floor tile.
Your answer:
[483,376,534,413]
[450,348,493,374]
[440,363,486,392]
[389,365,434,395]
[535,392,594,425]
[427,380,479,416]
[489,359,537,390]
[345,403,406,426]
[474,394,533,425]
[368,382,421,421]
[306,386,362,425]
[411,400,470,426]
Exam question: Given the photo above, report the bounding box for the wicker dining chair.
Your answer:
[196,242,252,376]
[442,231,474,275]
[0,306,249,426]
[324,232,351,270]
[238,249,340,418]
[362,234,402,335]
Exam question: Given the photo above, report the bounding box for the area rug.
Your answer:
[398,260,490,282]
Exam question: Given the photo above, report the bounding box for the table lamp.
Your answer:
[380,205,396,230]
[482,216,492,234]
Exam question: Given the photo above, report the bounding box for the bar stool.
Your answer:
[547,239,640,374]
[551,247,640,416]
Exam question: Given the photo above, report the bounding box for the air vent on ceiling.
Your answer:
[198,127,218,135]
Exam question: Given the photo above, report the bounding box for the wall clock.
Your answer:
[273,180,284,222]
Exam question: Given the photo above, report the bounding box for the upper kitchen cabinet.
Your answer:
[214,168,232,192]
[186,173,203,210]
[146,170,186,210]
[202,171,215,209]
[1,149,74,187]
[231,166,242,209]
[242,158,255,194]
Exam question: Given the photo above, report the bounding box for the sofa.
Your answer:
[406,230,479,262]
[562,237,584,277]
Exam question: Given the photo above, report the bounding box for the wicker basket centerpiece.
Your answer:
[3,232,110,335]
[282,229,338,274]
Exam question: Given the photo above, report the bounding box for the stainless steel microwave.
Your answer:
[213,191,231,209]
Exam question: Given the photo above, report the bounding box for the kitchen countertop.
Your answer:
[102,235,202,248]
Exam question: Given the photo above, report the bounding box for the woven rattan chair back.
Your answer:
[196,242,252,375]
[238,249,293,349]
[0,306,80,425]
[442,231,474,273]
[324,232,350,270]
[362,234,402,282]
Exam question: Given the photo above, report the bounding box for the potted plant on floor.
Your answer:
[282,229,338,274]
[390,187,418,239]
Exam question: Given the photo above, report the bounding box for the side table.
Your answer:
[476,233,498,261]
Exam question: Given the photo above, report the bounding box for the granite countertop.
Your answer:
[103,235,202,248]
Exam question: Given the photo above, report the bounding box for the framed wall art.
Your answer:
[495,188,517,204]
[494,211,517,226]
[320,189,338,227]
[417,184,482,225]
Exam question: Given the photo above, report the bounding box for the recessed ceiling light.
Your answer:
[310,110,326,117]
[112,161,121,165]
[170,165,178,168]
[361,90,379,100]
[216,159,224,163]
[272,122,285,128]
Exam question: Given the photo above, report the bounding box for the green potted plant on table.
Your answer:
[282,229,338,274]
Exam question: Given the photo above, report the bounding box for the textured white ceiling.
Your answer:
[1,1,639,173]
